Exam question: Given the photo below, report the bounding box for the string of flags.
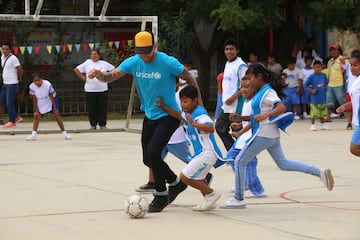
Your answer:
[0,40,135,55]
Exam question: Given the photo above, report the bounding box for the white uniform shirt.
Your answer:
[283,67,302,88]
[29,80,56,114]
[222,57,247,113]
[1,54,21,84]
[235,98,252,149]
[349,76,360,126]
[76,59,114,92]
[257,90,281,139]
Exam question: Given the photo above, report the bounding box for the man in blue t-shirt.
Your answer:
[88,31,201,213]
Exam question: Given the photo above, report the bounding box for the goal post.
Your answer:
[0,0,158,133]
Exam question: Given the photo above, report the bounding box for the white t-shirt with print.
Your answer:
[283,67,302,88]
[29,80,57,114]
[76,59,114,92]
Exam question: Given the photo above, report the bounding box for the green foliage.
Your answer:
[157,10,196,59]
[307,0,360,31]
[211,0,285,33]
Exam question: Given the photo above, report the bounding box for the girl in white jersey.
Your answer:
[26,73,71,141]
[336,50,360,156]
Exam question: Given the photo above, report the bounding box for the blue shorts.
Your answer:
[284,87,300,105]
[44,96,60,114]
[351,125,360,146]
[300,87,311,104]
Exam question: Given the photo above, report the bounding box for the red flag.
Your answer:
[13,46,19,55]
[34,45,41,55]
[61,44,67,53]
[81,43,88,52]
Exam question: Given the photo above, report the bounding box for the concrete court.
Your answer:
[0,118,359,240]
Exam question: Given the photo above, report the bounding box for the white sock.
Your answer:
[31,131,37,136]
[62,131,67,136]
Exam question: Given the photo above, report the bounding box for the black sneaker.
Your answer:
[347,123,353,130]
[168,181,187,204]
[135,182,155,193]
[205,172,213,186]
[148,195,169,213]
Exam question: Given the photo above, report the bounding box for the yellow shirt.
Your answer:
[327,56,344,87]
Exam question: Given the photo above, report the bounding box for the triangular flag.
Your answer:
[75,44,81,52]
[81,43,88,52]
[114,41,120,49]
[55,45,60,53]
[13,46,19,55]
[61,44,67,53]
[120,40,126,48]
[88,43,94,49]
[34,45,41,55]
[95,42,100,49]
[27,46,33,54]
[46,45,52,54]
[20,46,26,55]
[127,40,134,46]
[67,44,73,53]
[108,41,113,48]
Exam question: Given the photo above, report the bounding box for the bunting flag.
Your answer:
[9,38,134,56]
[55,45,60,53]
[13,46,19,55]
[114,41,120,49]
[20,46,26,54]
[46,45,52,54]
[61,44,67,53]
[75,44,81,52]
[120,40,127,48]
[27,46,33,54]
[34,45,41,55]
[81,43,88,52]
[67,44,73,53]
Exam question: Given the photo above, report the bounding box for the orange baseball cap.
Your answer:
[134,31,154,54]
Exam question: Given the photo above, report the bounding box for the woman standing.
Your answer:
[74,49,114,129]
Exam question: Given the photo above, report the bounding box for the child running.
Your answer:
[215,77,266,196]
[157,85,223,211]
[26,72,71,141]
[226,77,266,198]
[220,64,334,209]
[336,50,360,156]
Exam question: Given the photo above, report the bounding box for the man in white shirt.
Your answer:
[215,39,247,151]
[0,43,23,128]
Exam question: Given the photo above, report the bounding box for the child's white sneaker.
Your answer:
[320,169,334,191]
[26,134,37,141]
[219,198,246,209]
[320,124,330,130]
[310,124,317,131]
[193,190,221,211]
[245,191,267,198]
[62,131,72,140]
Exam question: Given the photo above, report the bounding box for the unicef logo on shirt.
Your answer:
[136,71,162,79]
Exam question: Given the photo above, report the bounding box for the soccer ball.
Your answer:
[124,195,149,218]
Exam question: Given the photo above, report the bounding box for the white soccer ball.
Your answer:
[124,195,149,218]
